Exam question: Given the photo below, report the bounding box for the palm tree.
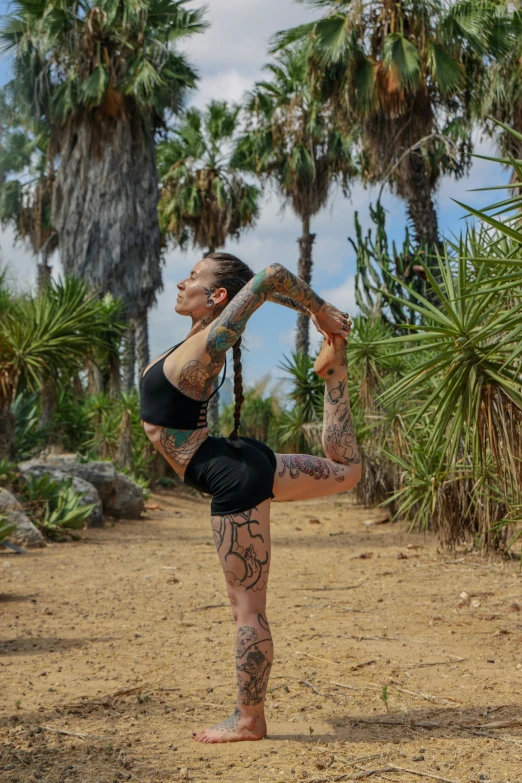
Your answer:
[273,1,514,259]
[0,89,57,290]
[157,100,261,428]
[480,8,522,192]
[157,100,260,255]
[234,46,356,355]
[1,0,207,387]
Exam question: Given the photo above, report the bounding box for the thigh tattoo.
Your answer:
[211,508,269,592]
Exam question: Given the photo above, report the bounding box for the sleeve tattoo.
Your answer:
[205,264,325,363]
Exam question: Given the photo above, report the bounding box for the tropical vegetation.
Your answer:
[234,45,356,354]
[1,0,522,553]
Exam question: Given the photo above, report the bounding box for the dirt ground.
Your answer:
[2,486,522,783]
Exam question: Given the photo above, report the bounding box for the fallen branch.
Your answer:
[387,764,463,783]
[300,679,344,704]
[192,602,228,611]
[389,682,458,706]
[40,726,88,740]
[296,583,365,592]
[296,651,340,666]
[312,633,400,642]
[353,766,395,780]
[333,680,457,706]
[111,684,149,698]
[352,718,441,729]
[350,659,379,672]
[405,658,466,669]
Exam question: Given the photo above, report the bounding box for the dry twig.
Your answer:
[40,726,88,740]
[296,651,340,666]
[296,583,365,592]
[300,679,344,704]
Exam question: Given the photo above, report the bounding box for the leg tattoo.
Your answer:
[211,509,269,592]
[236,614,273,706]
[323,348,360,466]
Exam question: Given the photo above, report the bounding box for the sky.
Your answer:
[0,0,508,387]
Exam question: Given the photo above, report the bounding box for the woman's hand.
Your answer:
[311,302,352,343]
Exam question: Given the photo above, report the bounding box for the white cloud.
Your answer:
[278,326,296,347]
[320,274,357,316]
[182,0,317,73]
[189,69,254,110]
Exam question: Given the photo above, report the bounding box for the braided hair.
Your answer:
[206,252,254,448]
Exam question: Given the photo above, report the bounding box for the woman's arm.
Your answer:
[205,263,346,365]
[268,291,311,316]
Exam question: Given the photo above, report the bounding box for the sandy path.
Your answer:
[1,487,522,783]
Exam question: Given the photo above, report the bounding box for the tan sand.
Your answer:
[1,487,522,782]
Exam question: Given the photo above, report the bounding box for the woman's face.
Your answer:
[176,258,224,318]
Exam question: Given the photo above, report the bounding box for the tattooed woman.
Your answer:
[139,252,361,744]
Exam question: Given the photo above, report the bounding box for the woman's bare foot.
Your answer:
[192,707,267,744]
[314,334,347,380]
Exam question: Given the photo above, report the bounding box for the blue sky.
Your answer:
[0,0,507,387]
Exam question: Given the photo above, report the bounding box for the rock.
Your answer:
[20,456,116,503]
[103,471,144,519]
[18,456,144,520]
[0,489,45,547]
[17,465,104,528]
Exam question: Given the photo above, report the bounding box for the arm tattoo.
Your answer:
[268,291,310,315]
[178,360,216,400]
[277,454,345,482]
[205,263,325,361]
[159,427,208,468]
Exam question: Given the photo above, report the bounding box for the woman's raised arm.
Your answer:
[205,263,349,364]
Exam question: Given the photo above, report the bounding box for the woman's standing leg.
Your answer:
[193,499,273,743]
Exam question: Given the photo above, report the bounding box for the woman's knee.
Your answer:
[226,583,266,620]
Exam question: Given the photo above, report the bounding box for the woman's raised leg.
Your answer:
[272,335,361,502]
[193,499,273,743]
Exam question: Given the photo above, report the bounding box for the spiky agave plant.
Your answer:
[380,159,522,548]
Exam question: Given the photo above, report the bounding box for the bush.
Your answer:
[19,473,96,540]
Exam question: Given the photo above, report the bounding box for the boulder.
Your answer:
[17,464,104,528]
[20,456,116,503]
[0,489,45,547]
[18,457,144,520]
[103,471,144,519]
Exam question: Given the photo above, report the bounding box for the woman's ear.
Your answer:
[212,286,229,308]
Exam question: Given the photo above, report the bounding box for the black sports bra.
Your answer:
[139,341,227,429]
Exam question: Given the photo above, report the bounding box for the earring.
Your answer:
[206,299,214,308]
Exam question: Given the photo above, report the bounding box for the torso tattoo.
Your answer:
[159,427,209,468]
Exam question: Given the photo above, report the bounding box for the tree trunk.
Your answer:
[122,322,136,391]
[37,246,52,293]
[86,360,103,395]
[116,409,133,470]
[52,113,163,321]
[296,214,316,356]
[108,355,121,398]
[405,152,443,265]
[39,377,57,430]
[0,407,17,460]
[133,310,150,384]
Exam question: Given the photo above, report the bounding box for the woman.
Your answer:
[140,252,361,744]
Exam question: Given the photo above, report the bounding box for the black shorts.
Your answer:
[183,436,277,516]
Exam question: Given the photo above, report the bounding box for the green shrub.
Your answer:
[20,474,96,539]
